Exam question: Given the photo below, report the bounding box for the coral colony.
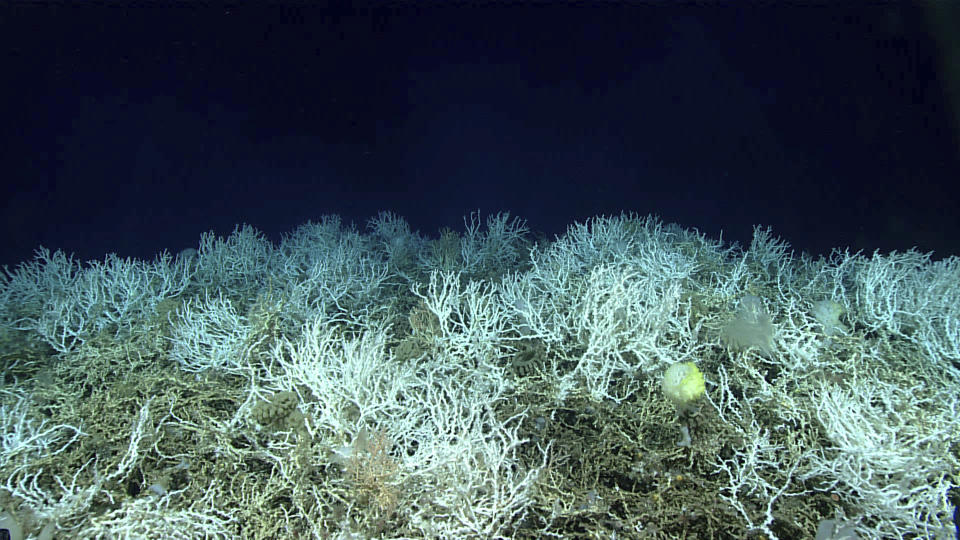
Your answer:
[0,213,957,538]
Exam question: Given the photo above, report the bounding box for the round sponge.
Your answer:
[661,362,706,408]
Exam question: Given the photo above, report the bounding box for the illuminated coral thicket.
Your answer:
[0,212,957,539]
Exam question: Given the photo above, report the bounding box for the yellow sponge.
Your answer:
[661,362,706,408]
